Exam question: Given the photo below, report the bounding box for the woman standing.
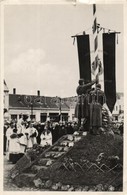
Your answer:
[40,123,52,147]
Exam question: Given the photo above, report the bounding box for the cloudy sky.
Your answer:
[4,2,123,97]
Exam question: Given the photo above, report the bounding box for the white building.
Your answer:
[4,83,124,123]
[112,93,124,121]
[8,89,70,122]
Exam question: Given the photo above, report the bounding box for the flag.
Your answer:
[76,35,91,83]
[103,32,116,113]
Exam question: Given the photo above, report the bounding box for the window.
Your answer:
[19,114,29,121]
[115,116,118,121]
[40,113,47,123]
[11,115,17,120]
[61,113,68,122]
[49,113,59,122]
[30,115,36,120]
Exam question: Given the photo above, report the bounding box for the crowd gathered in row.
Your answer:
[4,113,123,162]
[3,116,79,158]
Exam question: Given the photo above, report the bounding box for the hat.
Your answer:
[96,84,101,89]
[78,78,84,85]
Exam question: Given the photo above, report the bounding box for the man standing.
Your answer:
[89,84,106,135]
[26,122,38,149]
[75,76,98,129]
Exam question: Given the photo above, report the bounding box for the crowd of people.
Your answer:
[4,115,79,162]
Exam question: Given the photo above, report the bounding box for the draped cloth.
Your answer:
[89,88,105,128]
[103,33,116,113]
[90,103,102,128]
[75,94,90,120]
[76,35,91,83]
[75,79,96,120]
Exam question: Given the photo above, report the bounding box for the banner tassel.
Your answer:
[117,33,119,44]
[73,37,75,45]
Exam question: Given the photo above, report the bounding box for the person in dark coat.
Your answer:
[58,123,65,138]
[3,126,7,155]
[73,122,79,132]
[75,76,98,128]
[64,122,68,134]
[119,122,124,135]
[51,123,57,144]
[89,84,106,135]
[36,124,43,144]
[67,123,74,134]
[52,123,59,143]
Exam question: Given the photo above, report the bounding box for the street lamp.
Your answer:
[30,102,33,120]
[56,96,62,122]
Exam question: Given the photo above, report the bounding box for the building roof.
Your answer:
[62,96,78,108]
[9,94,70,111]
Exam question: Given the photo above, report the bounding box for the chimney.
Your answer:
[37,90,40,96]
[13,88,16,95]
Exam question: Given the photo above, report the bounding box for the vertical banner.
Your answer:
[76,35,91,83]
[103,32,116,113]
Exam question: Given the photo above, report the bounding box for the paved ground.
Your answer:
[3,154,38,191]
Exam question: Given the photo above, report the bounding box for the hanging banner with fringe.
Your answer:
[103,32,116,113]
[76,35,91,84]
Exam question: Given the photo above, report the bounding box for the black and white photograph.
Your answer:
[2,0,125,192]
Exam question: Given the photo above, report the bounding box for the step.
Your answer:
[31,165,48,174]
[38,158,55,166]
[44,151,65,159]
[60,140,75,147]
[52,146,64,152]
[74,135,82,142]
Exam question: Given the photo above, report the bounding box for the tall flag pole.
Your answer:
[92,4,98,76]
[92,4,102,80]
[73,3,117,114]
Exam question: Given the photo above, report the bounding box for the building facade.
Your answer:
[4,84,124,123]
[112,93,124,121]
[8,89,70,122]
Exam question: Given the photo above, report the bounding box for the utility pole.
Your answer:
[30,102,33,120]
[56,96,62,122]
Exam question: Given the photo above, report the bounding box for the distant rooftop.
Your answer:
[9,94,70,111]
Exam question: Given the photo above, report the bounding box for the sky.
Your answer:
[4,3,124,97]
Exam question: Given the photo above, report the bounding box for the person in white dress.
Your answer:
[8,128,21,163]
[6,123,15,152]
[25,123,38,149]
[40,123,52,147]
[17,122,28,153]
[17,115,24,131]
[9,129,20,153]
